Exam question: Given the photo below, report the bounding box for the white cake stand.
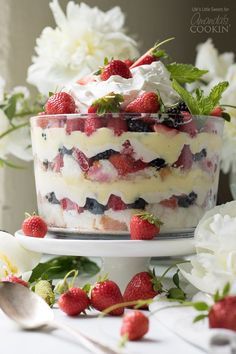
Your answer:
[15,230,194,291]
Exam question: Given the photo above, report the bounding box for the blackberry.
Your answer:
[177,101,189,112]
[127,119,153,132]
[177,192,197,208]
[58,146,73,155]
[42,160,49,169]
[128,198,147,210]
[91,149,117,162]
[46,192,60,204]
[85,198,105,214]
[193,148,207,162]
[149,158,166,170]
[166,107,180,115]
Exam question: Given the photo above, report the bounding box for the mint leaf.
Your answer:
[172,79,199,114]
[193,314,208,323]
[167,63,208,84]
[199,81,229,115]
[167,287,186,301]
[193,302,209,311]
[222,282,231,297]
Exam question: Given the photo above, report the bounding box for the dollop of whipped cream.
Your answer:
[65,61,179,112]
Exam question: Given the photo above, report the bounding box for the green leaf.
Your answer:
[167,63,208,84]
[172,270,180,288]
[152,49,168,59]
[214,290,220,303]
[222,282,231,297]
[167,287,186,301]
[207,81,229,109]
[221,112,231,122]
[193,314,208,323]
[172,79,199,114]
[193,302,209,311]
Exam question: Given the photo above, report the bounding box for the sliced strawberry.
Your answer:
[160,196,178,209]
[60,198,77,211]
[72,149,90,172]
[107,195,127,211]
[210,106,223,117]
[52,153,64,172]
[84,116,103,135]
[153,123,178,137]
[37,116,49,129]
[173,145,193,170]
[107,117,128,136]
[66,118,84,133]
[109,154,146,176]
[121,140,134,155]
[178,113,197,137]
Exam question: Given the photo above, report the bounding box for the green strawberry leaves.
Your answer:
[136,212,163,228]
[167,63,208,84]
[91,92,124,115]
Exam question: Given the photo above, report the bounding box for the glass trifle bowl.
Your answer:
[31,113,224,235]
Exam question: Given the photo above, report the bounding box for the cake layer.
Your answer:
[32,127,222,164]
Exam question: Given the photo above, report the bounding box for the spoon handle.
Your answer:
[53,321,121,354]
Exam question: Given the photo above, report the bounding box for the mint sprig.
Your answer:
[172,79,230,118]
[167,63,208,84]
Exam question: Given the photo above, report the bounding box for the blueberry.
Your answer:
[128,198,147,210]
[149,158,166,170]
[193,148,207,161]
[177,192,197,208]
[43,160,49,169]
[58,146,73,155]
[91,149,117,162]
[85,198,105,214]
[46,192,60,204]
[42,132,47,141]
[127,119,153,132]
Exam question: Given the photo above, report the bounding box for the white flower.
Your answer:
[179,201,236,294]
[0,109,11,159]
[27,0,139,95]
[0,231,41,278]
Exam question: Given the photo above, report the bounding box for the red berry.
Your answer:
[107,117,128,136]
[130,213,162,240]
[52,153,64,172]
[109,154,146,176]
[209,296,236,331]
[125,92,160,113]
[173,145,193,170]
[1,275,29,287]
[88,105,98,114]
[153,123,178,137]
[91,280,124,316]
[123,272,159,307]
[120,311,149,341]
[160,196,178,209]
[22,215,48,238]
[72,149,90,172]
[178,113,197,137]
[66,118,84,133]
[84,116,103,135]
[107,195,127,211]
[45,92,76,115]
[131,54,156,69]
[210,106,223,117]
[101,60,132,81]
[124,59,134,68]
[58,288,90,316]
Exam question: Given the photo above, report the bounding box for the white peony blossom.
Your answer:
[0,231,41,278]
[27,0,139,95]
[191,39,236,173]
[179,201,236,294]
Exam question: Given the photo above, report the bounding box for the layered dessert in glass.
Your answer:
[31,44,225,234]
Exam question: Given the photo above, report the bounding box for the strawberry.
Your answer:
[160,196,178,209]
[153,123,178,136]
[120,311,149,341]
[208,296,236,331]
[66,118,84,133]
[22,214,48,238]
[107,195,127,211]
[58,287,90,316]
[125,92,160,113]
[60,198,78,211]
[45,92,76,115]
[124,59,134,68]
[84,116,103,135]
[109,154,146,176]
[123,271,160,307]
[130,213,162,240]
[178,113,197,137]
[72,149,90,172]
[1,275,29,287]
[37,116,49,129]
[100,60,132,81]
[77,74,97,85]
[107,117,128,136]
[51,153,64,172]
[210,106,223,117]
[91,279,124,316]
[173,145,193,170]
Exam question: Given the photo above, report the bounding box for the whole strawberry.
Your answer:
[45,92,76,115]
[125,92,160,113]
[22,213,48,238]
[91,279,124,316]
[209,296,236,331]
[120,311,149,341]
[1,275,29,287]
[101,60,132,81]
[130,213,163,240]
[123,271,160,307]
[58,287,90,316]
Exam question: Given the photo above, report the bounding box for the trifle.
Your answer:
[31,41,226,234]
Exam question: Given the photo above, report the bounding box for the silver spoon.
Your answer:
[0,282,121,354]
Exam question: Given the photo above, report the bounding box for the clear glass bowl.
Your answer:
[31,113,224,235]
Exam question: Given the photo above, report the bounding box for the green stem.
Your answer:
[158,260,190,282]
[220,104,236,109]
[14,110,41,118]
[0,122,29,140]
[0,158,25,169]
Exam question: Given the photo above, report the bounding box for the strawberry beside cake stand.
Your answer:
[15,229,194,291]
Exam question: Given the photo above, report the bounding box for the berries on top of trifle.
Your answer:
[31,38,229,233]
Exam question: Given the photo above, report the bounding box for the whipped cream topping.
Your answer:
[65,61,180,112]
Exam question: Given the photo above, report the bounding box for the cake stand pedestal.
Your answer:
[15,230,194,291]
